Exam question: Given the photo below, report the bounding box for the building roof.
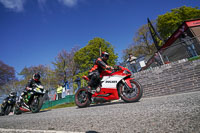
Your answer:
[160,18,200,50]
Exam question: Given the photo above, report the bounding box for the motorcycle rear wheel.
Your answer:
[13,104,22,115]
[75,87,91,108]
[119,79,143,103]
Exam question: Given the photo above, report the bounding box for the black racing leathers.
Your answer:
[88,57,111,89]
[19,79,42,103]
[0,96,16,115]
[26,79,41,89]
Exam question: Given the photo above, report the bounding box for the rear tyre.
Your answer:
[13,104,22,115]
[119,79,143,103]
[75,87,91,108]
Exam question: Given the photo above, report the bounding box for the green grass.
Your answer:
[42,102,76,111]
[188,55,200,61]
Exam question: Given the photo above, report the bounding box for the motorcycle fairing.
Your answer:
[125,78,134,88]
[101,75,125,89]
[92,88,119,100]
[92,75,126,100]
[91,66,133,101]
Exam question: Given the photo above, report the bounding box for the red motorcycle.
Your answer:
[75,65,143,108]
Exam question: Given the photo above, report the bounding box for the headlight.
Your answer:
[34,88,42,93]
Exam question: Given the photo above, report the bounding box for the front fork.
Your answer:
[122,78,135,93]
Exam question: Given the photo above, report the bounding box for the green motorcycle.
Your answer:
[14,85,47,114]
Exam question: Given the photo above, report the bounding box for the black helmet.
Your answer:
[33,73,40,81]
[9,92,17,97]
[101,52,109,59]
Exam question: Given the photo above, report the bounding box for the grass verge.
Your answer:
[41,102,76,111]
[188,55,200,61]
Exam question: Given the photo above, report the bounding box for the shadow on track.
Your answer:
[76,100,141,109]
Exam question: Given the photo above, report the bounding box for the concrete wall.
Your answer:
[134,59,200,98]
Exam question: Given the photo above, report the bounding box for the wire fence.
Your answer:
[143,34,200,70]
[161,34,200,62]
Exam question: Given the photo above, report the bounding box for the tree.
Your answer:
[122,24,156,63]
[74,37,118,76]
[52,47,79,85]
[18,65,54,89]
[157,6,200,40]
[133,24,156,56]
[1,80,22,94]
[0,60,16,92]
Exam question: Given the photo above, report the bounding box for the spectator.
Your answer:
[64,81,70,95]
[62,84,66,98]
[154,52,162,66]
[75,76,81,89]
[126,54,137,73]
[181,32,198,57]
[56,84,63,100]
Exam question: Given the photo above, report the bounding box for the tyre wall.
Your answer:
[134,59,200,97]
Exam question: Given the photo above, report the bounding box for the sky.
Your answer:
[0,0,199,77]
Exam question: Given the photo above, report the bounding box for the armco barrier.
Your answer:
[41,95,74,109]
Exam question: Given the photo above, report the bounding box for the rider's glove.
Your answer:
[26,87,32,91]
[106,66,113,70]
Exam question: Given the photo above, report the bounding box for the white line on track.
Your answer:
[0,128,84,133]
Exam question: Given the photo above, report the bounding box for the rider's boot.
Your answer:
[87,86,96,94]
[86,86,95,102]
[17,94,24,107]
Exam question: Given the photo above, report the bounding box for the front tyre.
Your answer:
[5,105,12,115]
[30,95,44,113]
[75,87,91,108]
[119,80,143,103]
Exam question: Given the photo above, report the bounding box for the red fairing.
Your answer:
[92,88,119,100]
[100,66,132,78]
[100,70,112,78]
[125,78,134,88]
[111,66,131,77]
[20,107,30,112]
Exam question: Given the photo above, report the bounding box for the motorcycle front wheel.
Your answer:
[4,105,12,115]
[119,79,143,103]
[75,87,91,108]
[30,95,44,113]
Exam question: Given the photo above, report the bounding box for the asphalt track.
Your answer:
[0,91,200,133]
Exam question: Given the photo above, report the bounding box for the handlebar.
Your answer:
[34,84,44,89]
[110,65,122,74]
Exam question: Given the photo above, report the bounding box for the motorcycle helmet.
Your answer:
[9,92,17,97]
[101,52,109,60]
[33,73,40,81]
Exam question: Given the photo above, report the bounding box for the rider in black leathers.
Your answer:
[18,73,42,105]
[0,92,17,115]
[88,52,113,90]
